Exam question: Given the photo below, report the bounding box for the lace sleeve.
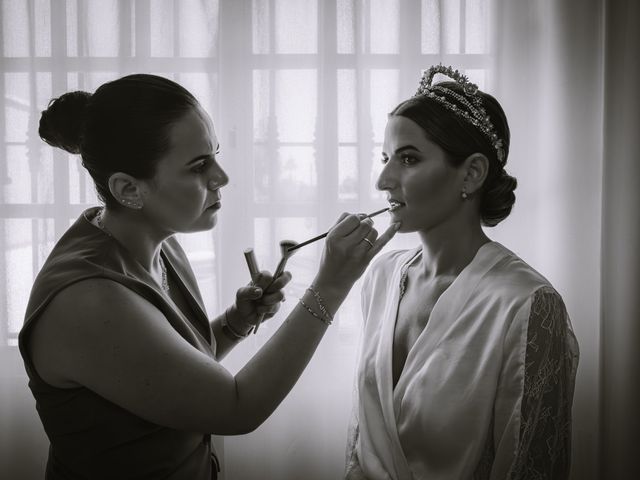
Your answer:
[344,380,368,480]
[509,286,579,480]
[344,416,367,479]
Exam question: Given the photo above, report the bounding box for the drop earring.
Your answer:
[461,187,468,200]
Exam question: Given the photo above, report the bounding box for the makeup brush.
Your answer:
[243,248,260,282]
[287,207,390,253]
[272,239,299,279]
[252,239,299,334]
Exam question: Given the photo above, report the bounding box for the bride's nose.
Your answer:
[376,161,397,191]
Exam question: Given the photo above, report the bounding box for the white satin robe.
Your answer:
[345,242,579,480]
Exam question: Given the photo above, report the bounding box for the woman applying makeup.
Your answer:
[19,74,399,479]
[344,66,579,480]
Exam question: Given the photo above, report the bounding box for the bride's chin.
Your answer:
[187,215,218,233]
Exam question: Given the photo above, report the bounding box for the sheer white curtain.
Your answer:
[1,1,637,479]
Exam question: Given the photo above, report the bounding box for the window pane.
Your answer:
[337,70,357,143]
[370,0,399,54]
[275,70,317,143]
[443,0,461,53]
[253,146,318,203]
[2,0,29,56]
[150,0,175,57]
[337,0,355,54]
[370,144,385,202]
[4,145,54,204]
[76,0,122,57]
[66,0,79,56]
[178,72,218,114]
[465,0,487,54]
[254,69,318,144]
[34,0,52,57]
[421,0,441,54]
[75,72,120,92]
[252,144,271,203]
[2,218,55,338]
[252,0,271,54]
[338,146,358,201]
[274,0,317,53]
[4,74,30,144]
[253,70,271,142]
[69,156,99,205]
[178,0,218,57]
[5,73,52,143]
[275,146,317,202]
[370,70,399,143]
[465,69,486,90]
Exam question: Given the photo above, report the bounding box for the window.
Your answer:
[0,0,493,356]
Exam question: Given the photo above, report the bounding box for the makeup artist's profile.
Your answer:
[18,74,400,479]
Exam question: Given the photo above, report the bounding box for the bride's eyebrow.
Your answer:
[382,145,421,156]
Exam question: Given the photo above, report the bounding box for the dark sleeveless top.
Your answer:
[19,207,220,479]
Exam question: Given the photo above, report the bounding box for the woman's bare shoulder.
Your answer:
[28,278,153,387]
[28,277,236,432]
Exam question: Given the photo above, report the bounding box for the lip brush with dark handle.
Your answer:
[287,207,390,253]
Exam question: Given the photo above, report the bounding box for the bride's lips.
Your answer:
[207,201,221,210]
[388,200,405,212]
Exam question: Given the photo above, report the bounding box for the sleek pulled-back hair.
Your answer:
[39,74,199,208]
[390,81,516,226]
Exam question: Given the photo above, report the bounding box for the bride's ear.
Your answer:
[461,153,489,195]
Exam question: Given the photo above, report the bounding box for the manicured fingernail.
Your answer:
[253,287,262,295]
[393,222,401,230]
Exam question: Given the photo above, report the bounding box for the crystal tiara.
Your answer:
[414,64,506,164]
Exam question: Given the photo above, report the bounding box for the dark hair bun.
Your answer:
[481,169,517,227]
[39,91,91,154]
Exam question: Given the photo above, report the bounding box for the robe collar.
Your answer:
[374,241,509,476]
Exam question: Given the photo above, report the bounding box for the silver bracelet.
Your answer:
[307,286,334,323]
[299,299,332,326]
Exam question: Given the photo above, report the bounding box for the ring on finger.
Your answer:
[362,237,374,248]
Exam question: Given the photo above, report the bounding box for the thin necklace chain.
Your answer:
[399,263,409,300]
[95,208,170,294]
[399,250,423,300]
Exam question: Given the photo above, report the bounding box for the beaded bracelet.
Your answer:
[299,298,332,326]
[307,286,334,323]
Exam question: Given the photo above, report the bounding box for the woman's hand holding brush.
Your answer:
[247,242,298,334]
[236,248,292,335]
